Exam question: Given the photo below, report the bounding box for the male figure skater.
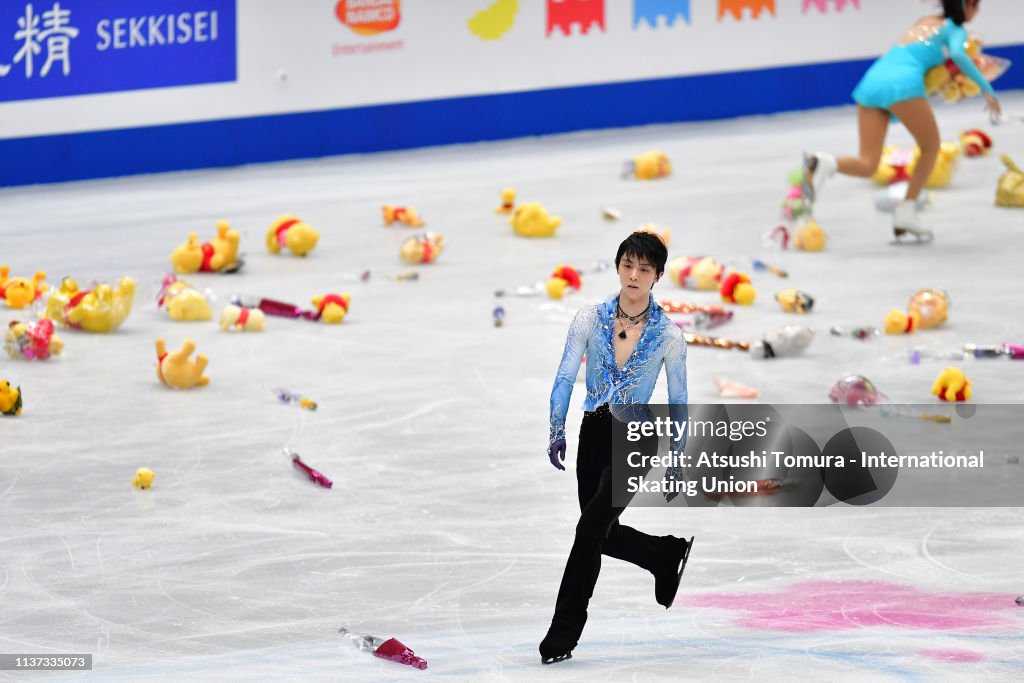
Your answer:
[541,231,692,664]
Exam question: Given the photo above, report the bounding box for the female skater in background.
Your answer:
[803,0,1000,243]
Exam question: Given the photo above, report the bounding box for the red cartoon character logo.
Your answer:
[547,0,605,36]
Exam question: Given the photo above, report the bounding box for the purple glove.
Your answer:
[547,438,567,471]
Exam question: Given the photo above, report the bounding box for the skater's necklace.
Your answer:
[616,303,649,340]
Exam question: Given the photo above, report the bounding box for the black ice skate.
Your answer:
[655,535,694,609]
[539,619,582,665]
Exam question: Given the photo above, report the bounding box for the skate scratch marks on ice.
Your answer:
[680,580,1017,632]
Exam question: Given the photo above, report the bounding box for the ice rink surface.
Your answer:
[2,94,1023,681]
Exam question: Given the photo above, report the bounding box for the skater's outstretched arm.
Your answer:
[549,308,592,447]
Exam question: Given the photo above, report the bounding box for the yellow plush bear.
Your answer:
[169,222,241,274]
[45,277,135,333]
[208,220,241,269]
[932,367,971,402]
[219,304,266,332]
[884,309,921,335]
[382,205,424,227]
[996,155,1024,207]
[0,380,22,416]
[267,215,320,257]
[160,278,212,322]
[495,187,516,214]
[155,338,210,389]
[510,202,562,238]
[132,468,155,489]
[399,233,445,264]
[794,220,826,252]
[0,267,47,309]
[625,151,672,180]
[873,143,960,189]
[311,293,351,324]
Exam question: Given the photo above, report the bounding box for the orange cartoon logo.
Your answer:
[718,0,775,21]
[335,0,401,35]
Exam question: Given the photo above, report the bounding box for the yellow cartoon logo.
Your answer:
[468,0,518,41]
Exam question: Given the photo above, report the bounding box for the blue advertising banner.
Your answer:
[0,0,235,102]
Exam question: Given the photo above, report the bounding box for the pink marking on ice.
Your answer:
[919,649,985,663]
[802,0,860,13]
[680,580,1018,632]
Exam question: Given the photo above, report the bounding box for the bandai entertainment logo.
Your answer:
[335,0,400,36]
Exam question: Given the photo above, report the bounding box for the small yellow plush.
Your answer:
[0,267,47,309]
[208,220,241,269]
[267,215,320,257]
[884,309,921,335]
[219,304,266,332]
[874,144,960,189]
[45,276,136,333]
[311,293,351,324]
[932,367,971,402]
[495,187,516,214]
[0,380,22,416]
[794,220,826,252]
[625,151,672,180]
[169,222,242,274]
[169,233,205,273]
[510,202,561,238]
[132,467,155,489]
[159,277,212,322]
[382,204,424,227]
[996,155,1024,207]
[155,338,210,389]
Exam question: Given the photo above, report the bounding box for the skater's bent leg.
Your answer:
[890,98,939,200]
[603,522,670,573]
[836,106,889,177]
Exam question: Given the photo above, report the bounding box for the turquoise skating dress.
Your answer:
[853,18,995,110]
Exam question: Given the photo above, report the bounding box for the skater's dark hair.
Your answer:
[615,231,668,276]
[941,0,977,26]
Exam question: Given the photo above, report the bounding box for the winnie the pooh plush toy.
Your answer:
[132,467,155,489]
[509,203,561,238]
[267,215,320,257]
[0,380,22,416]
[311,293,351,324]
[719,272,757,305]
[45,276,135,333]
[623,151,672,180]
[932,367,971,402]
[996,155,1024,208]
[873,143,960,189]
[155,338,210,389]
[793,219,827,252]
[170,221,241,274]
[219,304,266,332]
[382,204,424,227]
[0,267,47,309]
[158,276,212,322]
[399,233,445,264]
[668,256,723,291]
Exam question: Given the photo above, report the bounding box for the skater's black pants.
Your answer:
[551,405,672,630]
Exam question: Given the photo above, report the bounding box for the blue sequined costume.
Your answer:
[549,293,688,449]
[853,18,995,110]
